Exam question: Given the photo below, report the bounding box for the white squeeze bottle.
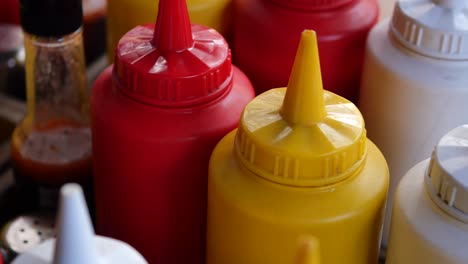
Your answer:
[12,183,147,264]
[386,125,468,263]
[378,0,397,20]
[359,0,468,246]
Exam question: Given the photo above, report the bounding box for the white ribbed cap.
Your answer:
[391,0,468,60]
[425,125,468,223]
[11,184,148,264]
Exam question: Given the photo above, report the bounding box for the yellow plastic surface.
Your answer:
[295,237,321,264]
[281,31,326,125]
[206,31,389,264]
[235,31,366,187]
[106,0,232,62]
[207,131,388,263]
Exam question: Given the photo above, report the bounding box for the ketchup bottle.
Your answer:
[90,0,255,263]
[233,0,378,103]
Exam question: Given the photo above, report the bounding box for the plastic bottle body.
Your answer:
[91,67,255,264]
[386,160,468,264]
[233,0,378,102]
[207,131,389,264]
[106,0,232,62]
[359,19,468,245]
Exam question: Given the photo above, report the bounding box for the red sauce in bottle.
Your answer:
[10,120,92,210]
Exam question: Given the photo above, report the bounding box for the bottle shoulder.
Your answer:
[209,131,389,222]
[235,0,378,33]
[366,20,468,84]
[91,66,254,136]
[394,161,468,253]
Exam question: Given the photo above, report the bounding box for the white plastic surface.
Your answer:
[386,160,468,263]
[53,184,99,263]
[426,125,468,223]
[11,184,147,264]
[11,236,148,264]
[391,0,468,60]
[379,0,397,20]
[359,18,468,246]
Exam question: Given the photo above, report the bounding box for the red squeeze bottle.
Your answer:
[0,0,19,24]
[90,0,255,263]
[233,0,378,103]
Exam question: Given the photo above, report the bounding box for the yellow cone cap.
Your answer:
[234,30,367,187]
[295,236,321,264]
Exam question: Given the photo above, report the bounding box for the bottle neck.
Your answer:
[23,28,89,129]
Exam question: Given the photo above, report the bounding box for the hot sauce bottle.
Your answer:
[10,0,92,211]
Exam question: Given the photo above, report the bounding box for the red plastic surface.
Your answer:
[113,0,233,107]
[115,23,232,107]
[0,0,19,24]
[91,1,255,263]
[233,0,378,103]
[270,0,353,10]
[92,65,253,264]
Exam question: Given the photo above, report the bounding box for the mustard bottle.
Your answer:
[206,30,389,264]
[106,0,232,62]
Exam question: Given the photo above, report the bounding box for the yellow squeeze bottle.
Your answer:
[206,30,389,264]
[106,0,231,62]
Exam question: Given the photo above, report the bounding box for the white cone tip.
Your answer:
[53,183,99,264]
[11,184,148,264]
